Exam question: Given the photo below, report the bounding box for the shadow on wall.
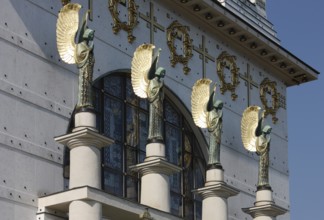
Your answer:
[9,0,88,66]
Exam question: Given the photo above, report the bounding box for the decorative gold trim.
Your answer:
[166,20,193,75]
[108,0,138,43]
[260,78,279,124]
[216,51,240,100]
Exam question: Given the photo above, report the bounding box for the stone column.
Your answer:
[55,110,114,220]
[130,142,181,212]
[242,187,287,220]
[193,167,239,220]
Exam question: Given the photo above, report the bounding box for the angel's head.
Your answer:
[83,29,95,41]
[214,100,223,110]
[155,67,166,80]
[262,125,272,135]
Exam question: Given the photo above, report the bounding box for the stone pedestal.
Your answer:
[193,168,239,220]
[130,142,181,212]
[242,188,287,220]
[54,111,114,220]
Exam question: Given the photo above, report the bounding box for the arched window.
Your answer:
[93,73,206,219]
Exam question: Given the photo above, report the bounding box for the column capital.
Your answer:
[242,203,288,218]
[130,158,181,176]
[55,128,114,149]
[193,182,239,199]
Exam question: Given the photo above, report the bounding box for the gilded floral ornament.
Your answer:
[108,0,138,43]
[216,51,240,100]
[167,20,193,75]
[260,78,279,124]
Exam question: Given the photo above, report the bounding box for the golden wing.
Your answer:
[56,3,81,64]
[191,78,212,128]
[131,44,154,98]
[241,105,261,152]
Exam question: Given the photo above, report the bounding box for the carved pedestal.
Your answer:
[53,111,114,220]
[130,142,181,212]
[193,168,239,220]
[242,188,287,220]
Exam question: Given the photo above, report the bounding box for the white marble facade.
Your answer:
[0,0,318,219]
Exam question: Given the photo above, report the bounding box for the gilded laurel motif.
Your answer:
[166,20,193,75]
[216,51,240,100]
[108,0,138,43]
[260,78,279,123]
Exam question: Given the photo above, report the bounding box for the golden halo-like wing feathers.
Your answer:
[241,105,261,152]
[191,78,212,128]
[131,44,154,98]
[56,3,81,64]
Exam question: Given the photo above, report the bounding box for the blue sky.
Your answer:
[267,1,323,219]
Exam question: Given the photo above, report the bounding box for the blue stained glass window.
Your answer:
[126,78,138,105]
[165,101,180,126]
[126,105,138,147]
[139,98,148,110]
[104,76,122,98]
[170,173,181,193]
[103,170,123,197]
[171,193,183,216]
[126,146,137,171]
[195,201,202,220]
[103,96,123,141]
[103,143,123,169]
[139,112,148,151]
[165,124,181,166]
[126,176,138,201]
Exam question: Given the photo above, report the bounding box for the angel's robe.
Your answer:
[256,132,271,189]
[147,77,164,142]
[75,39,94,109]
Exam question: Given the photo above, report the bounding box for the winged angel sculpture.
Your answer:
[191,79,224,168]
[241,106,272,189]
[56,3,95,110]
[131,44,166,143]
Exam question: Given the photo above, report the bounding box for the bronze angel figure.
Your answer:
[56,3,95,110]
[131,44,166,143]
[191,79,224,168]
[241,106,272,190]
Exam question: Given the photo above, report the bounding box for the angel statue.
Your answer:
[131,44,166,143]
[241,106,272,190]
[56,3,95,110]
[191,79,224,169]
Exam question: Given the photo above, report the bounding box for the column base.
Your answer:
[205,168,225,185]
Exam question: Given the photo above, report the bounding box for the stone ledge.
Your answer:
[38,186,182,220]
